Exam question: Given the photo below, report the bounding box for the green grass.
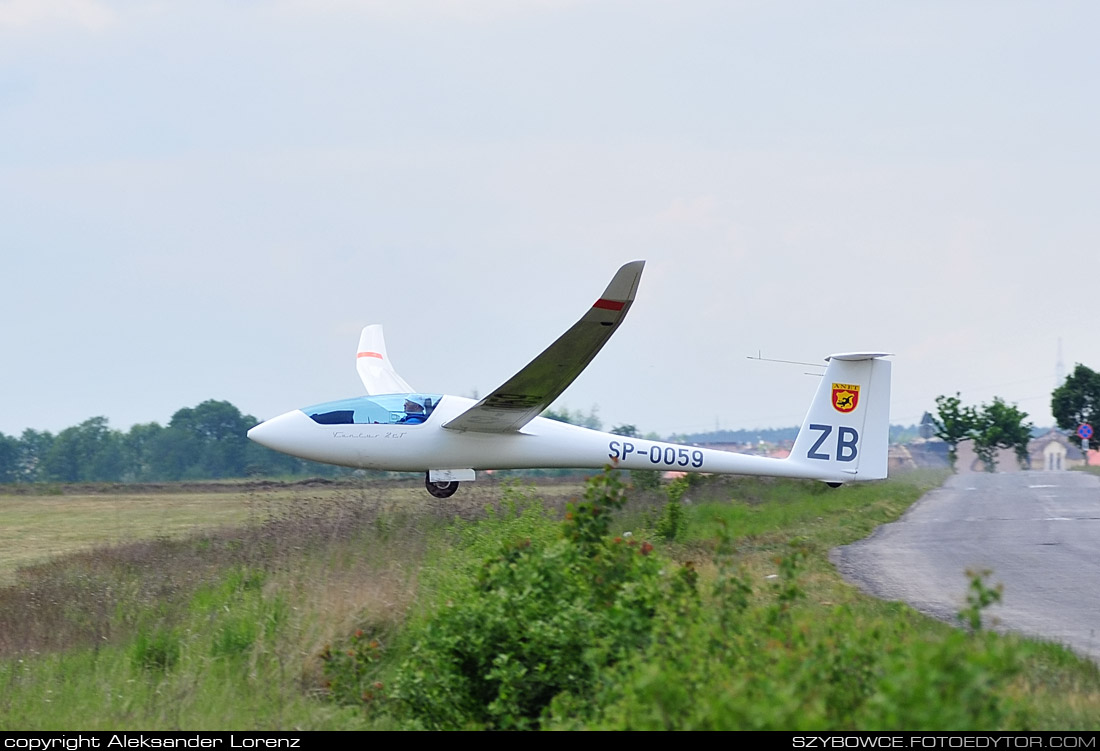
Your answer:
[0,491,263,584]
[0,478,588,585]
[0,469,1098,729]
[0,587,372,730]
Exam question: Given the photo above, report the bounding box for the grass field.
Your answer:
[0,469,1098,730]
[0,491,263,584]
[0,476,586,585]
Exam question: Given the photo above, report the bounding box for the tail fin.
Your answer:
[788,353,892,482]
[356,325,415,395]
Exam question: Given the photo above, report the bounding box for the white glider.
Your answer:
[248,261,892,497]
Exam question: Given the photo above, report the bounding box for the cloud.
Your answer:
[0,0,115,31]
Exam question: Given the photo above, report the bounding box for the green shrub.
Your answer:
[320,629,387,706]
[856,631,1022,729]
[549,541,1021,731]
[629,470,661,491]
[958,569,1003,632]
[655,477,689,541]
[385,470,681,730]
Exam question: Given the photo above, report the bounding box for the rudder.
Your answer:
[788,353,892,482]
[356,324,415,395]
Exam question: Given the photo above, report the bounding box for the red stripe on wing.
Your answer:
[593,298,625,311]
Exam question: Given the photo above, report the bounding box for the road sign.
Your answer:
[1077,424,1093,440]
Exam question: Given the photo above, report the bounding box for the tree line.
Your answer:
[931,394,1033,472]
[0,401,340,484]
[931,361,1100,472]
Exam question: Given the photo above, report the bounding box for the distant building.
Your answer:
[953,430,1086,473]
[702,430,1088,474]
[891,439,950,470]
[1028,430,1086,471]
[918,411,936,440]
[888,444,917,471]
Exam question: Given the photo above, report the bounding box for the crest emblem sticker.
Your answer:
[832,383,860,413]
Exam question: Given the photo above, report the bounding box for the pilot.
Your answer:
[404,398,425,414]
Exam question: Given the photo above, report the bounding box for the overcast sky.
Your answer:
[2,0,1097,439]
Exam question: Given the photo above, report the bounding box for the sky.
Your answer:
[2,0,1098,439]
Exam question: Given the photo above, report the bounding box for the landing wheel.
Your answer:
[425,474,459,498]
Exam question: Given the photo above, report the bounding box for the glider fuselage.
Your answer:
[248,393,862,484]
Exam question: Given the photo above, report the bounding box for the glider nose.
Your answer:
[247,409,312,455]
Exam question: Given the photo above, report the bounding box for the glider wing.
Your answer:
[443,260,645,433]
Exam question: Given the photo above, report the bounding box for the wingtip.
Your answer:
[603,260,645,302]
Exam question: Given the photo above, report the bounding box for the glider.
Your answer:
[248,261,892,497]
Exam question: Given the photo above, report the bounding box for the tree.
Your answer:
[168,400,254,478]
[40,417,124,482]
[971,398,1033,472]
[124,422,166,481]
[542,405,602,431]
[1051,364,1100,433]
[931,393,976,471]
[146,426,201,481]
[0,432,19,483]
[18,429,54,482]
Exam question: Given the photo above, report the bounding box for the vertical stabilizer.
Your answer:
[788,353,892,481]
[356,325,415,395]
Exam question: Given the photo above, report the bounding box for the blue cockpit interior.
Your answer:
[304,394,442,425]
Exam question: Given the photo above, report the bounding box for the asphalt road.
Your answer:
[831,471,1100,662]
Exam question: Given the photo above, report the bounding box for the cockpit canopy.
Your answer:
[303,394,441,426]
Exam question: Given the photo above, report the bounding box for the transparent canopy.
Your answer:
[303,394,441,426]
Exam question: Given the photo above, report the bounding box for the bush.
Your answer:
[386,470,682,730]
[629,470,661,491]
[548,542,1022,730]
[321,472,1032,730]
[320,629,386,706]
[656,476,689,541]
